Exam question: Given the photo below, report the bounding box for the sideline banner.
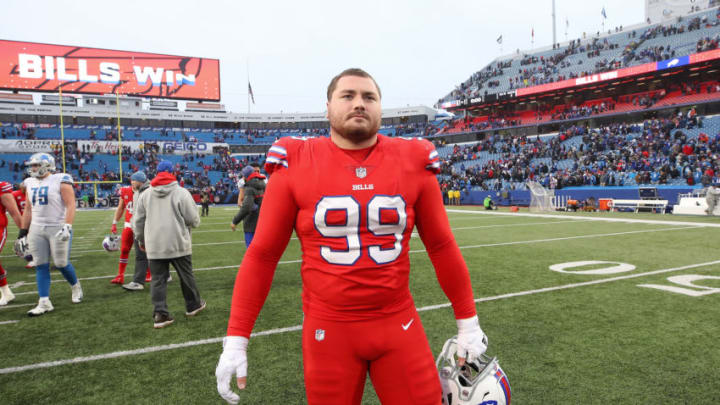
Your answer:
[0,139,60,152]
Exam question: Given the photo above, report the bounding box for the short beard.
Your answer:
[332,120,380,144]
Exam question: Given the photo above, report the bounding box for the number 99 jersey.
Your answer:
[24,173,74,226]
[264,134,443,321]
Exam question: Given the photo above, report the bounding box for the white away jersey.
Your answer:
[25,173,73,226]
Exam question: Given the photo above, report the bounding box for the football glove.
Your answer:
[111,223,118,234]
[216,336,248,404]
[456,316,488,364]
[55,224,72,242]
[14,237,29,259]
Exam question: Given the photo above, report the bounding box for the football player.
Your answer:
[216,69,488,405]
[0,181,23,305]
[12,181,34,268]
[17,153,83,316]
[110,172,151,285]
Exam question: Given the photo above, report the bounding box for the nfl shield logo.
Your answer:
[355,167,367,179]
[315,329,325,342]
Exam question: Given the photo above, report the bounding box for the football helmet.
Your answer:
[25,153,56,177]
[14,237,32,260]
[436,336,511,405]
[102,235,120,252]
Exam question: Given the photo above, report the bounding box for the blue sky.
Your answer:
[0,0,645,113]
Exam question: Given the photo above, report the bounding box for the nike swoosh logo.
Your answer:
[401,319,414,331]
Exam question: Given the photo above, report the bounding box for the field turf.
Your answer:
[1,206,719,404]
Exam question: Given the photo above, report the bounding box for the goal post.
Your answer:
[527,181,555,212]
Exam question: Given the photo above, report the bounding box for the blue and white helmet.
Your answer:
[437,337,511,405]
[25,153,56,178]
[102,235,120,252]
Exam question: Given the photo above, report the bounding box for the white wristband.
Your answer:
[112,220,117,225]
[223,336,249,351]
[456,316,481,333]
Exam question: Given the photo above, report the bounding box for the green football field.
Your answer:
[1,206,719,404]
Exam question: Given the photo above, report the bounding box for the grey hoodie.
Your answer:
[133,177,200,259]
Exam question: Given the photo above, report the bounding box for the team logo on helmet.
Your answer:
[436,337,511,405]
[102,235,120,252]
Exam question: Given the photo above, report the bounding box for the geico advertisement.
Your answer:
[0,40,220,101]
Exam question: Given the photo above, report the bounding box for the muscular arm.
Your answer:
[21,190,32,229]
[0,194,22,228]
[227,169,298,337]
[113,198,126,223]
[414,173,477,320]
[60,183,76,225]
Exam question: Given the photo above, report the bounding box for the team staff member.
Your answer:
[122,171,162,291]
[18,153,83,316]
[133,161,204,328]
[230,165,265,247]
[0,181,23,305]
[216,69,488,404]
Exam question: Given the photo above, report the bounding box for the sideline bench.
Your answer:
[610,199,668,214]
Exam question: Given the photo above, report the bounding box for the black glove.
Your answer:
[18,229,28,239]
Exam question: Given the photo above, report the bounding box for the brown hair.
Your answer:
[326,68,381,101]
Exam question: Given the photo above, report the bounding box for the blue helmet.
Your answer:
[25,153,56,177]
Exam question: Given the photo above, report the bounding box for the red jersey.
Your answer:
[227,135,476,337]
[0,181,13,228]
[12,189,26,216]
[119,186,134,223]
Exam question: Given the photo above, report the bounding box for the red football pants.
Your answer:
[120,227,134,254]
[302,305,442,405]
[0,227,7,286]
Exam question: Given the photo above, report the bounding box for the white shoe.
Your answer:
[122,282,144,291]
[71,282,83,303]
[0,291,15,306]
[28,298,54,316]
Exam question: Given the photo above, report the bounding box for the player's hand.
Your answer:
[138,242,146,252]
[456,316,488,365]
[216,336,248,404]
[111,223,117,234]
[14,237,28,258]
[230,223,236,232]
[55,224,72,242]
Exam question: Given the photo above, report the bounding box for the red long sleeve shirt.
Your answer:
[227,135,477,337]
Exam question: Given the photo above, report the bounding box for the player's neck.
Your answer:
[330,131,377,150]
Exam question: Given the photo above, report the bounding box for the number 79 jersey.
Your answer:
[24,173,74,226]
[265,134,443,321]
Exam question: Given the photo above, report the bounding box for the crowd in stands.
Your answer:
[437,110,719,192]
[439,6,720,105]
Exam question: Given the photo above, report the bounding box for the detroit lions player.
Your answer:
[18,152,82,316]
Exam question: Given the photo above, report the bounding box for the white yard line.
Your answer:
[445,208,720,228]
[2,258,717,375]
[0,217,677,258]
[0,303,34,310]
[7,226,694,289]
[0,320,19,325]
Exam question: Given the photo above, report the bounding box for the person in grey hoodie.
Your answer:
[133,161,205,328]
[231,165,266,247]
